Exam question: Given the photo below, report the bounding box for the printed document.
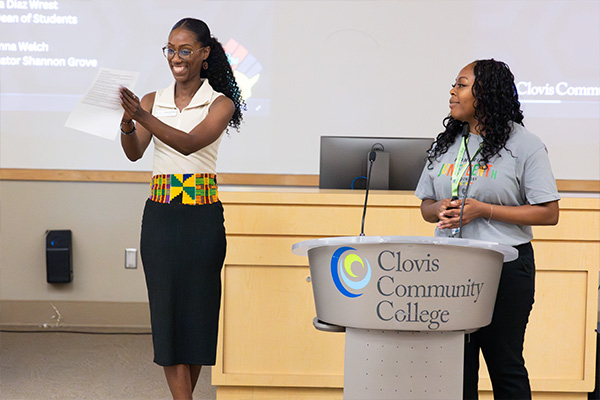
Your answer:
[65,68,139,140]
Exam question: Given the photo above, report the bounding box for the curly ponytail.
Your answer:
[171,18,245,131]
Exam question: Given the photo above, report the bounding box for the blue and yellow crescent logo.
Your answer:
[331,246,372,298]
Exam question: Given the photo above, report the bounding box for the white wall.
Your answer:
[1,0,598,179]
[0,180,149,302]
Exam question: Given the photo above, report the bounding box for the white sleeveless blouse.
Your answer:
[151,80,225,175]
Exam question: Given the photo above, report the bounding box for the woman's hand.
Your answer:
[437,198,488,230]
[119,86,144,121]
[429,197,559,230]
[420,198,458,224]
[119,88,154,162]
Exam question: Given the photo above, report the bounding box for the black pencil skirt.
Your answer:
[140,198,226,367]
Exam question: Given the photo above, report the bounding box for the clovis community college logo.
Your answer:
[331,247,372,298]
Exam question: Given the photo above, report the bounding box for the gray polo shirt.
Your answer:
[415,122,560,246]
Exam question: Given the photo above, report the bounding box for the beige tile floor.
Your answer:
[0,330,216,400]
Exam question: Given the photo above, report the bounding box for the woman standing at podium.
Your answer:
[119,18,244,399]
[415,59,560,399]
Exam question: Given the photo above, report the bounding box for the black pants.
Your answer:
[463,242,535,400]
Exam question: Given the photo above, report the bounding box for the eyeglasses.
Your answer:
[162,46,204,60]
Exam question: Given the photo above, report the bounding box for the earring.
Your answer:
[202,61,208,70]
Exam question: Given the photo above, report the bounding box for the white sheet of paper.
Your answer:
[65,68,139,140]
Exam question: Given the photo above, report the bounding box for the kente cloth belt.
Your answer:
[149,173,219,205]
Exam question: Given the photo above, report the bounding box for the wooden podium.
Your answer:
[211,189,598,400]
[293,236,518,399]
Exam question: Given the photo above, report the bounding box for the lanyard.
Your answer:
[451,135,482,198]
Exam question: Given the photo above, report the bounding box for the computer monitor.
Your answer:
[319,136,434,190]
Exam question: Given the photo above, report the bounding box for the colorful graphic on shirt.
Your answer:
[331,246,372,298]
[224,39,262,100]
[438,161,497,186]
[437,155,499,197]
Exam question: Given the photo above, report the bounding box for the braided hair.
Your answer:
[426,59,524,168]
[171,18,245,131]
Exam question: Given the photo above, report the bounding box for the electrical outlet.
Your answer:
[125,248,137,269]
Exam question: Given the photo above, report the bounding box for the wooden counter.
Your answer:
[213,188,600,400]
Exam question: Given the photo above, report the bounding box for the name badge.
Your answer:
[155,108,177,117]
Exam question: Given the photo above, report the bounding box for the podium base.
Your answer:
[343,328,464,400]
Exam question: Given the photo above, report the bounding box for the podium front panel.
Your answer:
[308,242,504,331]
[343,329,464,399]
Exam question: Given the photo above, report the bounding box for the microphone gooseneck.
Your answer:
[360,151,377,236]
[456,123,472,238]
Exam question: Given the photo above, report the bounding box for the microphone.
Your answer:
[368,150,377,163]
[360,151,377,236]
[453,123,472,238]
[462,122,470,138]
